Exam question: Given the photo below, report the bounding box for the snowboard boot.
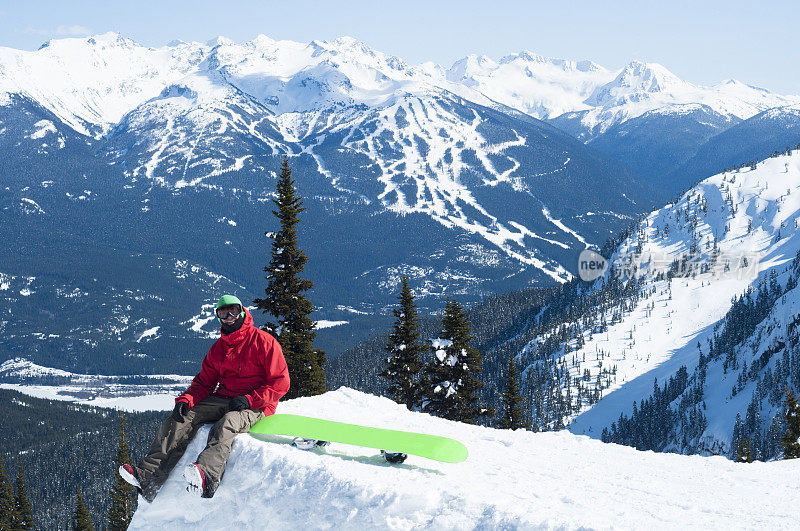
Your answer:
[184,462,213,498]
[119,464,158,502]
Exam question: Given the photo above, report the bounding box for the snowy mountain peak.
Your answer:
[560,60,800,139]
[446,54,499,82]
[307,35,406,71]
[505,50,548,64]
[206,36,235,48]
[0,33,209,135]
[575,59,604,73]
[586,60,688,107]
[329,35,376,52]
[498,51,605,74]
[248,33,276,47]
[37,31,134,52]
[627,60,683,89]
[444,51,613,119]
[715,78,770,94]
[91,31,137,46]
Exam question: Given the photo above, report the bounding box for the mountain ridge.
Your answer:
[2,32,798,141]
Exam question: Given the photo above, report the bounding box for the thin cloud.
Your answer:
[21,25,92,37]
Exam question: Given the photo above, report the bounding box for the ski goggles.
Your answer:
[215,305,242,320]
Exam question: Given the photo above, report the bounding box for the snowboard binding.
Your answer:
[381,450,408,464]
[292,437,407,464]
[292,437,330,450]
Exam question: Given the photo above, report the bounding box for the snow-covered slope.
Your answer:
[513,149,800,451]
[692,256,800,456]
[103,69,294,189]
[129,388,800,529]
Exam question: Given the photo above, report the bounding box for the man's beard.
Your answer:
[220,313,245,335]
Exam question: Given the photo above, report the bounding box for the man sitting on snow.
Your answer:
[119,295,290,500]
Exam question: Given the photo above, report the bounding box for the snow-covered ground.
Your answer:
[130,388,800,530]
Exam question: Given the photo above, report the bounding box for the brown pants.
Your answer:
[135,395,264,495]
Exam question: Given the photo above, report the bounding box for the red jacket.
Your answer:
[176,308,290,415]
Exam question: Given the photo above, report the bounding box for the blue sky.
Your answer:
[1,0,798,93]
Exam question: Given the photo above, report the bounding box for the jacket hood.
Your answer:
[219,307,255,347]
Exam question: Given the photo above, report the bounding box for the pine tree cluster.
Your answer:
[1,389,166,529]
[379,282,500,425]
[0,451,33,530]
[601,367,697,451]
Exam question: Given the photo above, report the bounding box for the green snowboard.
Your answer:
[249,414,468,463]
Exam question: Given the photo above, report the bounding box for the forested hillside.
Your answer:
[0,389,162,528]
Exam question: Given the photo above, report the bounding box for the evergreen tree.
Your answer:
[380,276,424,409]
[0,452,20,530]
[735,436,755,463]
[782,389,800,459]
[254,157,326,399]
[500,354,530,430]
[13,463,33,530]
[422,298,488,424]
[108,416,135,530]
[73,488,94,531]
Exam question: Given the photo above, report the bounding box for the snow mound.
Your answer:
[130,388,800,529]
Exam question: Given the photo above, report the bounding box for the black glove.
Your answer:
[228,395,250,412]
[172,401,189,422]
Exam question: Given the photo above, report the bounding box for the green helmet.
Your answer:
[215,295,245,323]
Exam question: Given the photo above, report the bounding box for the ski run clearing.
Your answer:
[130,388,800,530]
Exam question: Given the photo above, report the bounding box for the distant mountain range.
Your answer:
[2,33,800,374]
